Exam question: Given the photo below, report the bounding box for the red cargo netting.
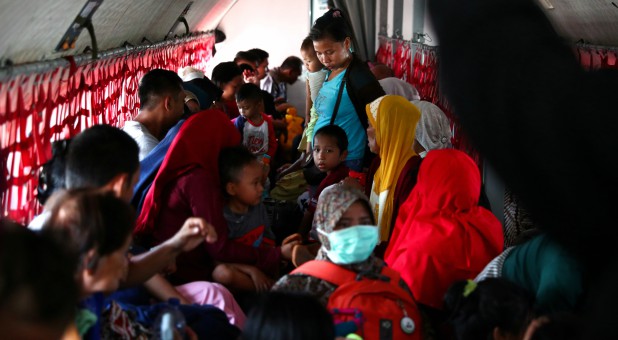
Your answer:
[0,34,215,224]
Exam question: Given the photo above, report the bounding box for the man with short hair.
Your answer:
[247,48,270,82]
[260,56,303,102]
[123,69,186,160]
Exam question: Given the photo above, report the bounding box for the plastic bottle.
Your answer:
[152,298,186,340]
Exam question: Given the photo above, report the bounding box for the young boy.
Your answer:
[214,146,293,292]
[298,125,350,237]
[233,83,278,163]
[234,83,278,197]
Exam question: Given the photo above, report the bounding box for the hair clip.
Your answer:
[463,280,477,298]
[332,9,342,18]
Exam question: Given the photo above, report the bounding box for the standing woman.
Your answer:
[309,9,385,172]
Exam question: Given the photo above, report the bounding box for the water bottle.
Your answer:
[152,298,186,340]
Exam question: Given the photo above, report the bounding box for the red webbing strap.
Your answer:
[291,260,357,286]
[1,35,215,224]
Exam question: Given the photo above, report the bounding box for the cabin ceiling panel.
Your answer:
[539,0,618,45]
[0,0,235,65]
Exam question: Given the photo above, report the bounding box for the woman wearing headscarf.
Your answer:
[411,100,452,157]
[365,95,422,246]
[385,149,503,310]
[272,184,393,304]
[133,110,289,285]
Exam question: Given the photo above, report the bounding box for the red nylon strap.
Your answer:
[291,260,357,286]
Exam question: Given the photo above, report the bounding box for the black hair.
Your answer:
[235,51,259,66]
[218,146,257,196]
[444,278,534,340]
[300,36,314,52]
[280,56,302,73]
[0,219,78,331]
[37,139,71,205]
[309,8,352,43]
[241,292,335,340]
[235,83,263,103]
[45,189,134,272]
[138,69,183,111]
[238,63,255,73]
[65,125,139,190]
[313,125,348,152]
[211,62,243,88]
[247,48,269,63]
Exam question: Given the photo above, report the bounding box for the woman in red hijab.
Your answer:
[385,149,503,310]
[134,110,284,285]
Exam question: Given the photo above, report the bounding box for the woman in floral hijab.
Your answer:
[272,184,400,306]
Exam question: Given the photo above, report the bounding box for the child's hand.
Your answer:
[280,241,301,261]
[248,267,275,292]
[168,217,218,253]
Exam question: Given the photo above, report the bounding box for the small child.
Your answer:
[299,36,328,152]
[276,37,327,179]
[233,83,278,162]
[220,145,276,248]
[299,125,349,237]
[234,83,277,197]
[214,146,301,292]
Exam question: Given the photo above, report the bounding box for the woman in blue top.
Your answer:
[309,9,385,171]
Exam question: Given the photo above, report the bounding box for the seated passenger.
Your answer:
[298,125,349,239]
[46,191,135,339]
[63,124,245,327]
[0,219,79,340]
[475,233,583,314]
[385,149,504,311]
[371,64,421,101]
[134,110,297,286]
[273,184,423,339]
[444,278,533,340]
[212,146,301,293]
[123,69,186,160]
[411,100,452,158]
[365,95,421,247]
[45,190,240,339]
[212,62,244,119]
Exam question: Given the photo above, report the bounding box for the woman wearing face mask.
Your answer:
[309,8,385,172]
[272,184,410,305]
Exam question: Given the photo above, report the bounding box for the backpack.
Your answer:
[292,260,422,340]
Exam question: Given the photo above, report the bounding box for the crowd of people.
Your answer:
[2,0,612,338]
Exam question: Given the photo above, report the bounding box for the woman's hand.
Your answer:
[167,217,218,253]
